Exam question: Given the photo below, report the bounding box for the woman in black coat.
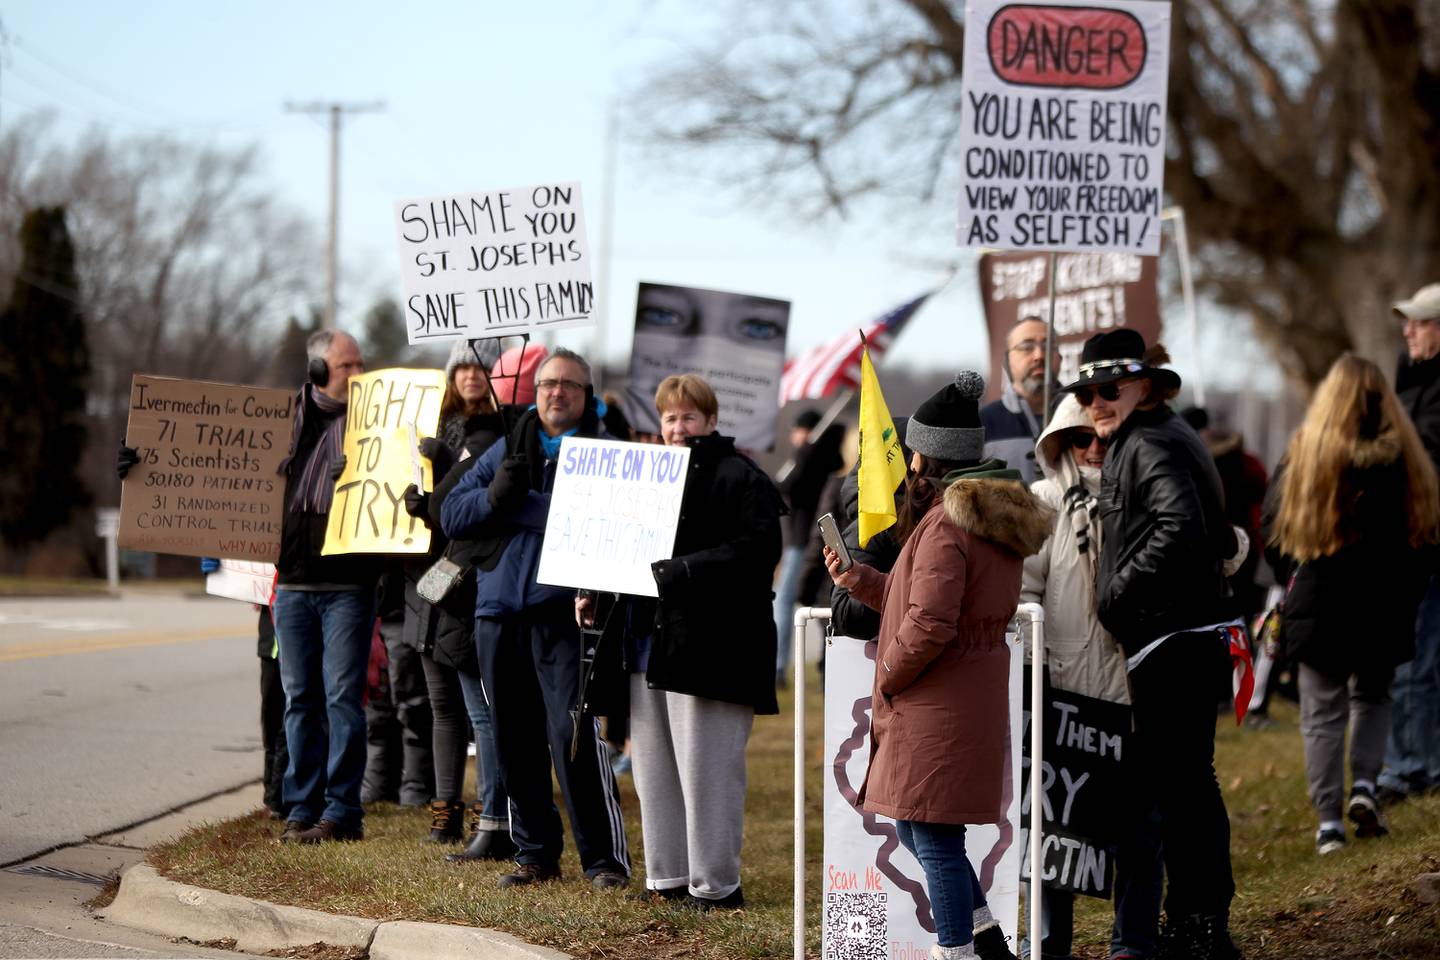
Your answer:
[1264,354,1438,854]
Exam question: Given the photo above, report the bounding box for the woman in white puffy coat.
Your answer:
[1019,394,1159,960]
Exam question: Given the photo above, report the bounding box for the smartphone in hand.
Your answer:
[817,512,853,573]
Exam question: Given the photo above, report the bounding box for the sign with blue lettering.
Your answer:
[536,437,690,597]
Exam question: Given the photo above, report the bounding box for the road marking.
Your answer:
[0,612,124,632]
[0,626,248,663]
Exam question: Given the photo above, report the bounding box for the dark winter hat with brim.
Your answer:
[1060,328,1180,394]
[907,371,986,462]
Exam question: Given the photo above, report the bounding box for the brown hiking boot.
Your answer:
[497,862,560,887]
[276,820,312,844]
[427,800,465,843]
[295,819,364,844]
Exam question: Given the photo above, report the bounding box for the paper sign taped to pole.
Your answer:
[322,368,445,555]
[956,0,1171,254]
[206,560,276,605]
[118,376,294,561]
[537,437,689,597]
[395,181,594,344]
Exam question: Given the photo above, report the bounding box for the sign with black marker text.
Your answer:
[957,0,1170,254]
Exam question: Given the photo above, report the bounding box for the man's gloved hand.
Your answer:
[402,483,430,520]
[487,453,532,513]
[329,456,347,482]
[117,442,140,480]
[199,557,221,574]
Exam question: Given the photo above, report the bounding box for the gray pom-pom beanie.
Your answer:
[906,371,986,462]
[446,338,501,379]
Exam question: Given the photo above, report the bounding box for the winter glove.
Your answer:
[199,557,221,574]
[329,455,347,482]
[402,483,431,520]
[117,442,140,480]
[487,453,532,513]
[417,436,454,478]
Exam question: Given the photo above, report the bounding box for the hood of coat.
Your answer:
[942,475,1055,557]
[1034,394,1093,478]
[1351,429,1404,470]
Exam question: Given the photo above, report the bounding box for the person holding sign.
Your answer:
[271,330,381,845]
[1065,329,1242,958]
[440,347,630,891]
[582,374,784,910]
[827,373,1053,960]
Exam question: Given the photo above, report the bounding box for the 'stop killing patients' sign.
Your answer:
[395,181,594,344]
[957,0,1171,255]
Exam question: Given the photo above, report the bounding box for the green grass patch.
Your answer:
[149,676,1440,958]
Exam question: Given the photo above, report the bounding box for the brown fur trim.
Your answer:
[1350,430,1402,469]
[942,478,1056,557]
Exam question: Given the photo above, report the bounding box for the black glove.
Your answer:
[329,455,347,482]
[418,437,454,478]
[487,453,532,513]
[402,483,430,520]
[117,442,140,480]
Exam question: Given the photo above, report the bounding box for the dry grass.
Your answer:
[149,675,1440,959]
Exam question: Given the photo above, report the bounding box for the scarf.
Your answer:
[1058,458,1102,608]
[290,387,348,514]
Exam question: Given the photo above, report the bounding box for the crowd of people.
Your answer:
[111,280,1440,960]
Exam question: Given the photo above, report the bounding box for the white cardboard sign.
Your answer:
[205,560,275,605]
[956,0,1171,254]
[395,181,594,344]
[536,438,689,598]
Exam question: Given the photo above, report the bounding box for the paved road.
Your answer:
[0,589,263,867]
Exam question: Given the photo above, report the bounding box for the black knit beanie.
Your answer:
[906,371,986,462]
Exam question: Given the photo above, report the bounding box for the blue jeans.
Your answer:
[896,820,983,949]
[273,588,374,829]
[456,665,509,830]
[772,544,806,678]
[1381,577,1440,793]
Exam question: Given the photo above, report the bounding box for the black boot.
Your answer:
[445,827,518,862]
[427,800,465,843]
[1159,913,1241,960]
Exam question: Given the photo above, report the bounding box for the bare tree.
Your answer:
[633,0,1440,387]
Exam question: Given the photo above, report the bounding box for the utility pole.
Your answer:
[592,100,619,388]
[284,100,385,329]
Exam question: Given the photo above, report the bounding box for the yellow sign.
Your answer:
[322,368,446,555]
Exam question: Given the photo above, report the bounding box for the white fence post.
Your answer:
[793,606,830,960]
[1015,601,1046,959]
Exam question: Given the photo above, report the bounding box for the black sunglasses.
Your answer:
[1069,431,1107,450]
[1074,382,1123,407]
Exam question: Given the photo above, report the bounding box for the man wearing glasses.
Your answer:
[441,347,631,891]
[981,317,1060,483]
[1380,283,1440,804]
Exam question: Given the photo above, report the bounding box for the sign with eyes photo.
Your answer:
[619,281,791,451]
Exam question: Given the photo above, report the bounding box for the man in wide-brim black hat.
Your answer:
[1065,328,1246,959]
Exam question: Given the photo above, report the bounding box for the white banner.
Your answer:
[822,634,1023,957]
[395,181,594,344]
[956,0,1171,254]
[205,560,275,605]
[536,437,689,598]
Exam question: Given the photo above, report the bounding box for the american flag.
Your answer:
[778,292,934,403]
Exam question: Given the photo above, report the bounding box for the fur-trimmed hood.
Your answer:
[943,477,1055,558]
[1350,429,1403,470]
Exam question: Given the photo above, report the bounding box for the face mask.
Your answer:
[624,331,785,449]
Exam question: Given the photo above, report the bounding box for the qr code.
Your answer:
[824,891,888,960]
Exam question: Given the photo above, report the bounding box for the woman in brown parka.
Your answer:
[828,372,1052,960]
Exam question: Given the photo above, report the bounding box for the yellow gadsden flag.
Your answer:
[856,345,908,547]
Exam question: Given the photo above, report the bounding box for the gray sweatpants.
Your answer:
[1299,663,1392,822]
[629,675,754,899]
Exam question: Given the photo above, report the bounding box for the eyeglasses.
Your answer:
[1069,431,1107,450]
[536,378,585,395]
[1008,338,1049,354]
[1073,381,1132,407]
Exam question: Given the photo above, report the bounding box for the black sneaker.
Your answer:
[498,862,561,888]
[590,869,630,891]
[682,886,744,911]
[1347,786,1390,839]
[973,922,1017,960]
[1315,826,1346,855]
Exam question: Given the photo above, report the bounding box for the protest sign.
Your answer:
[618,282,791,451]
[395,181,593,344]
[1019,667,1130,898]
[957,0,1171,254]
[206,560,276,605]
[118,376,294,561]
[978,250,1160,398]
[322,368,445,556]
[823,634,1023,957]
[536,437,688,598]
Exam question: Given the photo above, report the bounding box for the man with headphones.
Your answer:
[271,329,380,844]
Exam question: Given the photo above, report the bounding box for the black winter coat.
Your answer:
[644,433,785,714]
[829,468,904,641]
[1397,352,1440,471]
[1097,404,1236,653]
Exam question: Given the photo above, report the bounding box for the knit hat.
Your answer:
[446,338,501,378]
[907,371,986,462]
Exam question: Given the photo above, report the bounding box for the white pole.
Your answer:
[793,606,830,960]
[1165,207,1205,407]
[592,100,618,387]
[1015,601,1046,960]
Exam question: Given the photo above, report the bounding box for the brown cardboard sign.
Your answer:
[118,375,295,561]
[978,251,1161,401]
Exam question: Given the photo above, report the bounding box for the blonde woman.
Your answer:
[1263,354,1440,854]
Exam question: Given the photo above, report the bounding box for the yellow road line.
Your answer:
[0,625,249,663]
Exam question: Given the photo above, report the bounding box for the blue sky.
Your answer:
[1,0,1267,391]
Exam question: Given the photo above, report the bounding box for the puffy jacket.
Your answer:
[644,433,784,714]
[1096,404,1235,653]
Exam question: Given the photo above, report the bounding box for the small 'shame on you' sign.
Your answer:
[957,0,1171,255]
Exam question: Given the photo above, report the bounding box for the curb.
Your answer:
[106,864,572,959]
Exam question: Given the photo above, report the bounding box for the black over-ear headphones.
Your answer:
[308,356,329,387]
